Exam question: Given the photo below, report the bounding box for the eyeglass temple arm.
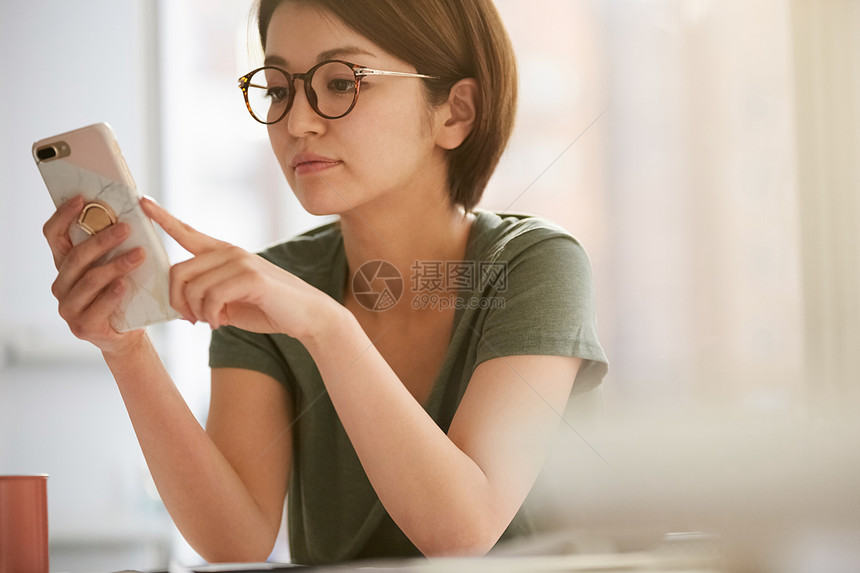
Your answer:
[356,68,438,80]
[238,77,268,90]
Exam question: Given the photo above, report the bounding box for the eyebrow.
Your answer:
[264,45,376,68]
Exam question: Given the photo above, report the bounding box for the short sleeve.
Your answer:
[209,325,294,389]
[474,234,608,394]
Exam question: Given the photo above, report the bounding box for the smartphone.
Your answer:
[33,122,180,332]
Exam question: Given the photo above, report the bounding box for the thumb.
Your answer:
[140,196,228,255]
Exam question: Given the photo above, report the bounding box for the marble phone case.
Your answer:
[33,123,179,332]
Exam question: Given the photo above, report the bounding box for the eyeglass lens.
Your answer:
[245,61,358,123]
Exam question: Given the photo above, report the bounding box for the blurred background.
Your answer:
[1,0,858,571]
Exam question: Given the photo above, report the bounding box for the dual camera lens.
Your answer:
[34,141,70,162]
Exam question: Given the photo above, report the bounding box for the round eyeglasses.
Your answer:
[238,59,439,124]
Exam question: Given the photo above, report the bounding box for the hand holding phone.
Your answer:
[34,123,179,332]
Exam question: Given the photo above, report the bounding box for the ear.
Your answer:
[434,78,479,150]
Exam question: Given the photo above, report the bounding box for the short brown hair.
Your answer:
[256,0,518,211]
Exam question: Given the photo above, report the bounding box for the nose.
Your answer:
[285,81,325,138]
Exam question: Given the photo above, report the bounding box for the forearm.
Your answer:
[303,308,500,556]
[102,334,279,562]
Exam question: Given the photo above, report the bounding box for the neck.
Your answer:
[338,184,476,317]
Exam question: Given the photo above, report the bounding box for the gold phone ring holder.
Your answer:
[77,201,118,235]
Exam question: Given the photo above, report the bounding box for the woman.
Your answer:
[42,0,608,565]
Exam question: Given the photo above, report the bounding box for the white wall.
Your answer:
[1,0,161,338]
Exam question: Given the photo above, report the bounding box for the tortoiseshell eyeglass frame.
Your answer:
[238,59,439,124]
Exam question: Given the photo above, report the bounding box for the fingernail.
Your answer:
[111,223,129,238]
[140,196,161,211]
[66,196,84,210]
[127,247,144,263]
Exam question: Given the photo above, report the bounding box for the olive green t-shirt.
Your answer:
[209,209,609,565]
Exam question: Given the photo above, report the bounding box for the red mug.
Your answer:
[0,475,49,573]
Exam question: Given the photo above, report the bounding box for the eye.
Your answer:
[326,78,357,95]
[266,86,290,103]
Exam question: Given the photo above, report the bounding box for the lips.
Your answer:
[290,152,342,175]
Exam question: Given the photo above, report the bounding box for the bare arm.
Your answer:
[43,197,291,562]
[305,308,580,556]
[103,342,291,562]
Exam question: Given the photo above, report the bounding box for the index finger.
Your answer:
[43,195,85,269]
[140,196,228,255]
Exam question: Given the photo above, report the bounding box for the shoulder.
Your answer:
[471,210,590,268]
[256,219,343,279]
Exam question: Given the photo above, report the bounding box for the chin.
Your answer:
[292,187,353,217]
